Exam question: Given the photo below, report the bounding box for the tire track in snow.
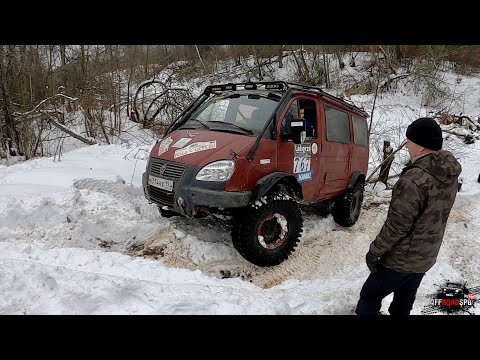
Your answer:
[71,178,389,288]
[72,179,479,289]
[440,193,480,283]
[245,207,385,288]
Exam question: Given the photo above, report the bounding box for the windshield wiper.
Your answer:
[208,120,253,134]
[181,118,210,130]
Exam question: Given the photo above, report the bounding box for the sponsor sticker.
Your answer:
[291,121,304,127]
[297,171,313,183]
[294,144,311,157]
[172,138,192,148]
[260,159,271,165]
[157,136,173,156]
[293,156,311,174]
[174,140,217,159]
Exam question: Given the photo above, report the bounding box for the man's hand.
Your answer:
[366,251,380,273]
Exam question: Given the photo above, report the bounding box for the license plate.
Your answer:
[148,175,174,192]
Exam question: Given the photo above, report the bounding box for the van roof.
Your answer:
[204,81,369,118]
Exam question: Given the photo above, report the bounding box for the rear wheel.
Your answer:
[231,196,303,267]
[333,181,364,227]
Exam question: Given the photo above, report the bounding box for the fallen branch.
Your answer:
[367,174,400,184]
[444,129,469,137]
[380,73,412,90]
[456,115,480,131]
[444,128,476,144]
[39,110,96,145]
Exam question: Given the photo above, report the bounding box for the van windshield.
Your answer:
[182,93,280,135]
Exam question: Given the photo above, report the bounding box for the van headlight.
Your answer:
[196,160,235,181]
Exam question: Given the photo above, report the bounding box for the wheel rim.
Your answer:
[257,213,288,249]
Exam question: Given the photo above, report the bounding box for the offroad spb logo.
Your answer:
[422,281,479,315]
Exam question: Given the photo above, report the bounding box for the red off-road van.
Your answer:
[143,81,369,267]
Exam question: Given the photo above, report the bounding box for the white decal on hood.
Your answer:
[157,136,173,156]
[172,138,192,148]
[260,159,271,164]
[174,140,217,159]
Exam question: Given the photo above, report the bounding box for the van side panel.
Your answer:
[316,101,351,200]
[350,114,369,180]
[225,138,277,191]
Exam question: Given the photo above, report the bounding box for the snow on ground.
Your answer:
[1,138,479,314]
[2,63,480,314]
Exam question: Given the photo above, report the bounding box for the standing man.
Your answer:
[356,117,462,315]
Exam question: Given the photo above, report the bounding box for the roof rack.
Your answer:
[204,81,288,94]
[204,81,368,117]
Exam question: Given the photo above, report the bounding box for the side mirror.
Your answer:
[282,116,306,144]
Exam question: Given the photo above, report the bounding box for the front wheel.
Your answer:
[333,181,364,227]
[231,197,303,267]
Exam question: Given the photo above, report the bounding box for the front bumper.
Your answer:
[143,158,251,216]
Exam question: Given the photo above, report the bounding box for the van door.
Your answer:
[277,96,320,202]
[316,103,352,200]
[350,114,369,178]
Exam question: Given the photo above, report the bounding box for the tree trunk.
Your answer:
[195,45,207,74]
[80,45,86,90]
[252,45,263,80]
[278,45,284,68]
[336,46,345,69]
[144,45,149,78]
[299,46,311,83]
[378,140,394,188]
[232,45,241,66]
[60,45,67,89]
[323,52,330,88]
[395,45,403,61]
[127,45,137,119]
[1,46,22,156]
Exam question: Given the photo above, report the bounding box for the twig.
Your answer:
[14,93,77,118]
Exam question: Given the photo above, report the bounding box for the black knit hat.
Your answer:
[406,117,443,150]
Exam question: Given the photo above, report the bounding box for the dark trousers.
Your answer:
[355,265,425,315]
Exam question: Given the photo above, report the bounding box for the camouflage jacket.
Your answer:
[370,150,462,273]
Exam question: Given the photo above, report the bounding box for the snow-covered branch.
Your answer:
[380,73,412,90]
[39,110,97,145]
[13,93,78,118]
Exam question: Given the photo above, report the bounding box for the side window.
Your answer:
[352,115,369,147]
[284,98,317,139]
[325,105,350,144]
[298,98,317,139]
[285,99,300,120]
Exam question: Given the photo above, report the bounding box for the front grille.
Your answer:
[148,158,187,208]
[149,186,175,208]
[150,158,187,180]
